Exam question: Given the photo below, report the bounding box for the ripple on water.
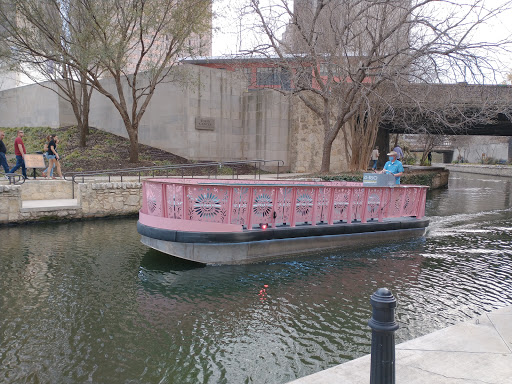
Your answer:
[1,174,512,383]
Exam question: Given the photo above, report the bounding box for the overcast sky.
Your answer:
[211,0,512,83]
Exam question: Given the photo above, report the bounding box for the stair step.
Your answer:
[21,199,79,211]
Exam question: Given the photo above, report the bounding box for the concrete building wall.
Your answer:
[451,136,511,163]
[88,65,291,167]
[0,82,66,128]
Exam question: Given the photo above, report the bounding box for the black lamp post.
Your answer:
[368,288,399,384]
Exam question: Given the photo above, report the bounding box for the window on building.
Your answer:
[319,63,342,77]
[256,67,281,86]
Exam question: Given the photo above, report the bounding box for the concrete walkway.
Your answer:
[290,305,512,384]
[443,163,512,177]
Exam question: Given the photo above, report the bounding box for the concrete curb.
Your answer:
[289,305,512,384]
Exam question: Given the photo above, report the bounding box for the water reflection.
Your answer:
[1,173,512,383]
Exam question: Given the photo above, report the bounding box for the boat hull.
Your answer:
[137,218,429,265]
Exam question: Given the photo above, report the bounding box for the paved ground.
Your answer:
[289,305,512,384]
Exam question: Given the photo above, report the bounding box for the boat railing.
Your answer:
[140,178,428,231]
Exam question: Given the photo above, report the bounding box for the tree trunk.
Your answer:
[126,126,139,163]
[79,121,87,147]
[320,140,333,173]
[81,75,90,136]
[320,122,337,173]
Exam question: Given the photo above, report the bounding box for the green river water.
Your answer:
[0,172,511,383]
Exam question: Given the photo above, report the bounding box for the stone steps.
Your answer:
[21,199,80,211]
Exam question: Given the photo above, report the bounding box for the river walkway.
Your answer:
[290,304,512,383]
[443,163,512,177]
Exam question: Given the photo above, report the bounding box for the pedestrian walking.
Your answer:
[9,130,27,180]
[47,135,63,179]
[371,146,379,170]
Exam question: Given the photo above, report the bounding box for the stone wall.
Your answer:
[78,182,142,217]
[20,204,82,222]
[0,185,22,222]
[289,96,349,173]
[0,181,142,225]
[21,180,74,200]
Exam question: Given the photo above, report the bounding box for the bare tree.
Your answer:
[244,0,512,172]
[1,0,212,162]
[0,1,98,146]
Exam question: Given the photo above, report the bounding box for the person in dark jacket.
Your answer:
[0,131,10,173]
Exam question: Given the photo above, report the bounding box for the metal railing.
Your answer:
[65,159,285,198]
[1,173,26,185]
[140,178,428,230]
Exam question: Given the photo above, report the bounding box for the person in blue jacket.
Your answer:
[379,150,404,184]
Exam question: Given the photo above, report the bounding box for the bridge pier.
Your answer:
[443,151,454,163]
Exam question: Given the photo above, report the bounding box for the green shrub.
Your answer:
[403,156,417,165]
[321,174,364,182]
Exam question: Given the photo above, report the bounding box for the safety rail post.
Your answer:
[182,183,188,222]
[311,187,319,226]
[161,183,168,218]
[327,187,335,225]
[361,187,370,223]
[246,187,255,230]
[346,188,354,223]
[271,187,278,228]
[377,188,385,222]
[368,288,399,384]
[289,187,298,227]
[226,185,234,225]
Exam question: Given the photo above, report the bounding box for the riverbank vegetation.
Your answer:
[0,126,261,176]
[0,126,190,172]
[319,171,442,188]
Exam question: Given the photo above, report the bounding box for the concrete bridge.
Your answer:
[381,83,512,136]
[374,83,512,163]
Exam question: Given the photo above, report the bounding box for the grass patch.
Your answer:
[0,126,261,175]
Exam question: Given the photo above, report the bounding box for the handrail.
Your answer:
[1,172,26,185]
[65,159,284,198]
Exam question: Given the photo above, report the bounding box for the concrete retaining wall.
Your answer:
[0,82,76,128]
[445,164,512,177]
[85,65,291,167]
[0,66,293,170]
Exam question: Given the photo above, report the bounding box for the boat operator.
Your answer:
[377,150,404,184]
